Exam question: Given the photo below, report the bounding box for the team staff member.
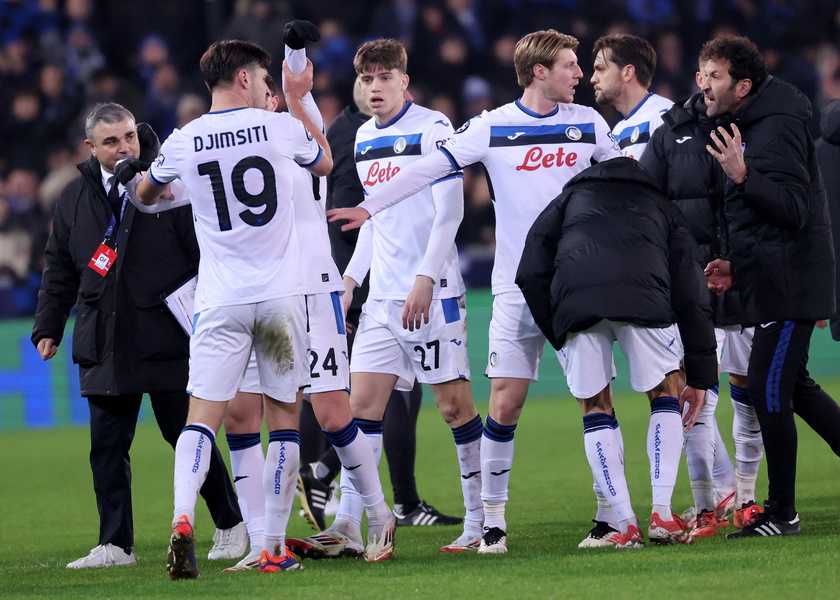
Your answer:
[698,36,840,538]
[31,103,245,569]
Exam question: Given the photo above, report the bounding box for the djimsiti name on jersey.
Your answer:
[194,125,269,152]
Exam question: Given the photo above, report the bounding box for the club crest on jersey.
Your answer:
[565,126,583,141]
[630,126,640,144]
[489,351,499,368]
[393,137,407,154]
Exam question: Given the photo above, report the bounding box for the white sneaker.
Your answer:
[222,549,262,571]
[207,521,248,560]
[66,544,136,569]
[440,531,482,553]
[365,513,396,562]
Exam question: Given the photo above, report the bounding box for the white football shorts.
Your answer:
[558,320,682,399]
[715,324,753,377]
[305,291,351,394]
[351,295,471,391]
[188,296,309,402]
[485,291,546,381]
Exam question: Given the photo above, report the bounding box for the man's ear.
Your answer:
[623,64,636,83]
[736,78,753,99]
[533,63,546,81]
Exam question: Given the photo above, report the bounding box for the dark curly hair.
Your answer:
[699,36,767,93]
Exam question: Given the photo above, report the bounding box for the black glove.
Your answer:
[284,20,320,50]
[115,157,150,186]
[136,122,160,163]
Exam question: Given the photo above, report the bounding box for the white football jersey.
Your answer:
[612,93,673,160]
[149,107,322,311]
[292,167,342,294]
[439,99,621,294]
[353,102,465,300]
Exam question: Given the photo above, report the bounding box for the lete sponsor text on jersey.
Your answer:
[363,161,401,186]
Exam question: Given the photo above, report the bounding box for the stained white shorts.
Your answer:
[558,320,682,399]
[188,296,309,402]
[485,291,548,381]
[715,325,754,377]
[351,295,470,391]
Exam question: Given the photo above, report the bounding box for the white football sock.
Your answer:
[263,431,299,556]
[481,416,516,531]
[684,386,718,513]
[227,432,265,552]
[173,423,215,524]
[583,413,635,524]
[648,397,682,515]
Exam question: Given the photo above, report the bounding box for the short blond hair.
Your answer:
[514,30,579,88]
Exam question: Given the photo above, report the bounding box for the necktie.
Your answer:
[106,176,123,229]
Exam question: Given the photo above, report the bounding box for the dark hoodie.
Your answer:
[721,76,835,326]
[517,157,717,390]
[816,98,840,338]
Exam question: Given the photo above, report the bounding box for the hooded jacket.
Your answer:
[516,158,717,390]
[32,155,199,396]
[720,76,835,325]
[816,98,840,339]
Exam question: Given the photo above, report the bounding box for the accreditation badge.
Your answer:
[88,243,117,276]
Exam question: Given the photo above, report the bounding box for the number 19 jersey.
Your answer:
[149,107,322,310]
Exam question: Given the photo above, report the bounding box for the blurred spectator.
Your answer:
[370,0,418,50]
[143,62,181,139]
[136,34,170,90]
[64,22,105,83]
[1,88,52,176]
[39,142,82,217]
[39,62,83,137]
[650,30,692,102]
[310,19,356,90]
[223,0,291,79]
[175,93,209,128]
[85,67,145,122]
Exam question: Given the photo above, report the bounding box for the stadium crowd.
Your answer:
[2,0,840,317]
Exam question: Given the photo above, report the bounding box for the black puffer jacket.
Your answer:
[640,92,743,326]
[516,158,718,390]
[816,98,840,339]
[32,156,199,396]
[721,77,835,325]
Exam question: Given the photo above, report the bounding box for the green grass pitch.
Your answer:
[2,387,839,599]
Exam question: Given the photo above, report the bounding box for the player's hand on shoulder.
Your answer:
[284,20,320,49]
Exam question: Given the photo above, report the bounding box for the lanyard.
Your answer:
[102,194,129,246]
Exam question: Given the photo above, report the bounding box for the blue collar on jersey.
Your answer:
[375,100,412,129]
[515,98,559,118]
[207,106,250,115]
[624,93,654,120]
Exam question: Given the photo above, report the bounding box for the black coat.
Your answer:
[816,98,840,339]
[32,156,199,396]
[639,93,744,326]
[326,104,372,312]
[516,158,718,390]
[720,77,835,326]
